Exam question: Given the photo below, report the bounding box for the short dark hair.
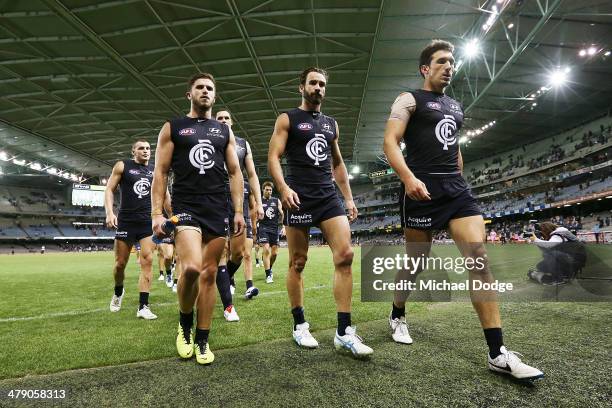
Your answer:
[187,72,216,91]
[299,67,328,85]
[418,40,454,78]
[262,181,274,190]
[132,138,149,149]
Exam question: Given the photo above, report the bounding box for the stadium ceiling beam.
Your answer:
[226,0,279,117]
[311,0,319,66]
[463,0,563,114]
[353,0,385,161]
[43,0,184,117]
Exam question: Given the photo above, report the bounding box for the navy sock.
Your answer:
[484,328,504,359]
[265,269,272,278]
[391,303,405,320]
[337,312,351,336]
[114,285,123,297]
[173,278,178,284]
[215,266,233,309]
[227,260,241,278]
[179,311,193,329]
[195,328,209,344]
[291,306,305,329]
[138,292,149,309]
[246,280,253,289]
[166,268,171,277]
[159,270,164,276]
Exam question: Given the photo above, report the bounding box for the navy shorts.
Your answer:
[400,174,481,230]
[228,193,253,239]
[173,194,229,238]
[283,184,345,228]
[258,227,279,246]
[115,217,150,243]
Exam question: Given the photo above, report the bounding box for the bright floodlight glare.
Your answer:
[30,162,42,171]
[587,46,597,55]
[463,40,480,58]
[549,69,569,87]
[351,165,360,174]
[459,136,468,144]
[13,158,26,166]
[578,49,587,57]
[47,167,57,175]
[101,178,107,185]
[507,22,514,29]
[348,174,354,180]
[605,51,611,56]
[0,151,8,161]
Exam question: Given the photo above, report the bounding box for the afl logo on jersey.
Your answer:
[306,133,328,166]
[435,115,457,150]
[133,178,151,199]
[179,128,196,136]
[189,139,215,174]
[426,102,442,111]
[265,207,275,219]
[298,123,313,131]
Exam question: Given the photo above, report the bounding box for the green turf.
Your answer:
[0,246,610,407]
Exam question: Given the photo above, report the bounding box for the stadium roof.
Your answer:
[0,0,610,181]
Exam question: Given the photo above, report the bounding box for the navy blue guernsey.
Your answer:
[260,196,280,230]
[403,90,463,175]
[169,117,230,198]
[235,136,250,192]
[285,108,336,188]
[118,159,153,221]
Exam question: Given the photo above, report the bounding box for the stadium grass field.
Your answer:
[0,245,610,407]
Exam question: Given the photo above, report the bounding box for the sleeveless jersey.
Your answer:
[260,196,280,229]
[403,90,464,175]
[169,117,230,198]
[285,108,336,187]
[118,159,153,220]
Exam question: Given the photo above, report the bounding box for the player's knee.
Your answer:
[467,246,489,276]
[334,247,354,268]
[291,254,307,273]
[182,263,200,281]
[140,251,154,266]
[115,258,128,271]
[243,250,251,263]
[199,263,217,286]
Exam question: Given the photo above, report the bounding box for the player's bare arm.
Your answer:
[331,120,357,222]
[268,113,300,210]
[151,121,172,235]
[104,161,124,229]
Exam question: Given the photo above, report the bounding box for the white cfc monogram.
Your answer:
[306,133,328,166]
[133,178,150,199]
[435,115,457,150]
[189,139,215,174]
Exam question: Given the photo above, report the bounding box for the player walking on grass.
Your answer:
[105,139,165,320]
[258,181,284,284]
[151,73,245,365]
[382,40,543,380]
[268,67,372,358]
[214,109,264,322]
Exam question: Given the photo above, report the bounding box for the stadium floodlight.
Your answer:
[351,165,360,174]
[587,46,597,56]
[70,173,78,181]
[0,151,8,161]
[578,49,587,57]
[463,39,480,59]
[605,51,611,56]
[29,162,42,171]
[101,178,107,185]
[459,136,468,144]
[507,22,514,29]
[549,68,569,87]
[12,158,26,166]
[46,167,58,175]
[532,102,537,107]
